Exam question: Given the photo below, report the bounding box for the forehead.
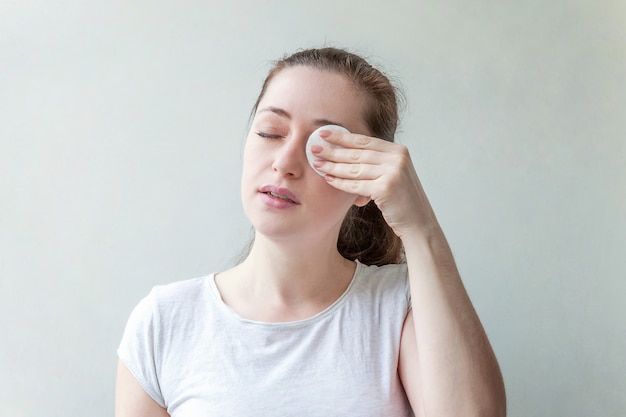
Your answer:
[257,66,370,134]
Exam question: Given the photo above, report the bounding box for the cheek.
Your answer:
[242,139,266,175]
[315,183,359,214]
[240,140,275,201]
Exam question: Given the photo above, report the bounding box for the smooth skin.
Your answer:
[115,66,506,416]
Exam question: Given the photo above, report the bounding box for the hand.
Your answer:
[310,129,439,239]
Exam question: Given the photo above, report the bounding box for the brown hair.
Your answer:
[250,47,405,266]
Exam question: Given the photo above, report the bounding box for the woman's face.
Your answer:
[241,66,371,244]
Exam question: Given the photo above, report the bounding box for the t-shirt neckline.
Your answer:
[207,260,363,328]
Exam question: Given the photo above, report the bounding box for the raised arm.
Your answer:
[310,129,506,417]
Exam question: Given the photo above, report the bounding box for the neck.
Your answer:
[240,233,354,303]
[215,231,357,322]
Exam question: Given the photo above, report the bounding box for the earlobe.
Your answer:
[353,195,371,207]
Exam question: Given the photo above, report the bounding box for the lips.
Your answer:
[259,185,300,205]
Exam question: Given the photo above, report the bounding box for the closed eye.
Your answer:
[256,131,283,139]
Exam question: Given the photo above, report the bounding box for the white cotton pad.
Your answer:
[306,124,350,176]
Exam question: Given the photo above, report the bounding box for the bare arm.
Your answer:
[115,360,170,417]
[399,228,506,417]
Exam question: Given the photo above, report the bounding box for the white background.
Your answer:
[1,1,624,416]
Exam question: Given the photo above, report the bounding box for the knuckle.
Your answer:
[357,135,370,147]
[349,163,360,177]
[393,148,411,168]
[349,180,361,193]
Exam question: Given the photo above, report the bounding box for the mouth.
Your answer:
[264,191,296,204]
[259,185,300,205]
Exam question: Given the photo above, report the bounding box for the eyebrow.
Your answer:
[257,106,344,129]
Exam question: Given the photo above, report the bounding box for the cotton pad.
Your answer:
[306,124,350,176]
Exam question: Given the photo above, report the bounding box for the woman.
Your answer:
[116,47,506,417]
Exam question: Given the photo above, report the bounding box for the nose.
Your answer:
[272,134,307,178]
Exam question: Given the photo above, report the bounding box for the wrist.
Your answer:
[400,222,449,255]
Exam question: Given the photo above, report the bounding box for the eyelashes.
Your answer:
[255,131,284,139]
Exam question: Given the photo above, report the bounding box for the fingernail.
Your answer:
[312,159,324,167]
[318,129,331,138]
[310,145,323,154]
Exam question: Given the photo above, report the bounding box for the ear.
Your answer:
[353,195,371,207]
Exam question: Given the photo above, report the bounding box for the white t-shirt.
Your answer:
[118,261,414,416]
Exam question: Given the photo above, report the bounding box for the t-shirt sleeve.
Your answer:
[404,266,412,312]
[117,290,166,407]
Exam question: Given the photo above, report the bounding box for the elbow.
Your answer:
[479,374,507,417]
[463,368,507,417]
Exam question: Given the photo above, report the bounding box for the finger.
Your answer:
[323,175,374,197]
[317,129,395,151]
[309,145,383,166]
[312,159,385,181]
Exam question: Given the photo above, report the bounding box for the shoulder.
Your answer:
[125,275,214,327]
[151,275,211,304]
[358,261,408,278]
[117,275,215,408]
[342,262,410,343]
[352,262,410,305]
[148,275,217,320]
[356,261,408,288]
